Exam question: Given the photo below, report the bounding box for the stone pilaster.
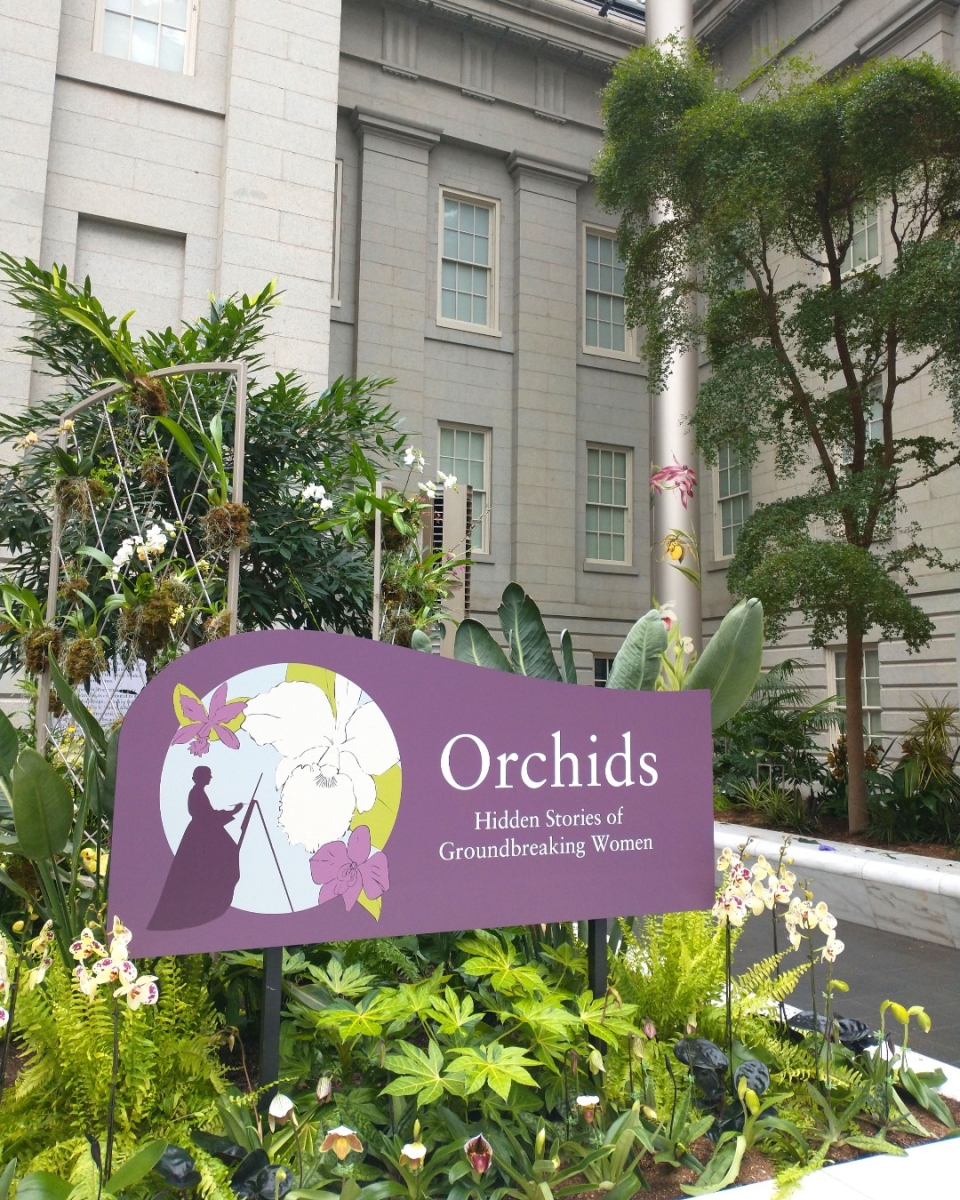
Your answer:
[507,152,587,603]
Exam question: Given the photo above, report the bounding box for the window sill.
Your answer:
[468,552,495,564]
[582,560,638,576]
[57,47,224,115]
[436,317,502,338]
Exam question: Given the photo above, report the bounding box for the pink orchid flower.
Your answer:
[311,825,390,912]
[172,683,247,757]
[650,458,697,508]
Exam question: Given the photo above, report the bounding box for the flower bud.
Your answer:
[642,1019,657,1041]
[316,1075,333,1104]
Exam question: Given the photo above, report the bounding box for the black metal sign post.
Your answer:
[259,945,284,1109]
[587,918,607,997]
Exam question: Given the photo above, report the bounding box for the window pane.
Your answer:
[131,18,158,64]
[474,234,489,267]
[106,0,132,12]
[441,289,456,319]
[158,24,185,72]
[444,199,458,226]
[473,295,487,325]
[134,0,161,17]
[102,10,130,58]
[163,0,189,28]
[443,228,459,258]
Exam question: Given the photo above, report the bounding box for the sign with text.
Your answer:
[110,630,715,956]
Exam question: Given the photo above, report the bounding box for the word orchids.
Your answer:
[439,730,659,792]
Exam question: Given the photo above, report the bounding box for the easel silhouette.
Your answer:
[237,774,295,913]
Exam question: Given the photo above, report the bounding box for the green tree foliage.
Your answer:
[0,256,404,656]
[597,50,960,830]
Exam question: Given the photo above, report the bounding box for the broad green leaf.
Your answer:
[11,749,73,861]
[0,1158,17,1200]
[559,629,577,684]
[105,1139,168,1194]
[607,609,668,691]
[411,629,433,653]
[0,709,19,782]
[381,1039,449,1105]
[683,598,764,729]
[498,583,561,680]
[16,1174,73,1200]
[77,544,116,571]
[446,1044,540,1100]
[453,619,512,671]
[680,1133,745,1195]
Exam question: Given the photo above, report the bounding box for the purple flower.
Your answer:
[311,825,390,912]
[650,458,697,508]
[172,683,246,756]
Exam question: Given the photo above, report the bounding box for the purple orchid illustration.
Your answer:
[650,458,697,509]
[310,825,390,912]
[171,683,247,757]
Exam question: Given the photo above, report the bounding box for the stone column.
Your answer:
[645,0,701,648]
[351,111,439,431]
[0,0,62,419]
[507,153,588,604]
[217,0,341,388]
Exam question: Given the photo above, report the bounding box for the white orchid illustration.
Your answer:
[243,677,399,853]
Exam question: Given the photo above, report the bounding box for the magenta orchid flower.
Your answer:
[650,458,697,508]
[172,683,247,757]
[311,825,390,912]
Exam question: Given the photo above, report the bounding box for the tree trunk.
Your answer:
[845,619,869,833]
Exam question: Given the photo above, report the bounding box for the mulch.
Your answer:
[717,808,960,862]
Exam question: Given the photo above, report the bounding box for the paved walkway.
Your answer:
[734,913,960,1067]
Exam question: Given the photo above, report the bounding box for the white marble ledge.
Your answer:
[715,823,960,902]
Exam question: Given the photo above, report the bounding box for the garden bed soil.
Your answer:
[716,807,960,862]
[566,1094,960,1199]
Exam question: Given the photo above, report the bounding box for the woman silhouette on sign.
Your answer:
[148,766,243,930]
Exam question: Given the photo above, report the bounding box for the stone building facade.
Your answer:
[2,0,958,737]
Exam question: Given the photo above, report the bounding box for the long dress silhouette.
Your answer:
[149,766,243,930]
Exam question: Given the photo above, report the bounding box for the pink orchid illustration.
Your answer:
[650,457,697,508]
[311,824,390,912]
[172,683,247,757]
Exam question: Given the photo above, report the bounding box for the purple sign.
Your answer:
[109,630,716,956]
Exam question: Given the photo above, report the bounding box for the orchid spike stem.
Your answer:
[104,996,120,1178]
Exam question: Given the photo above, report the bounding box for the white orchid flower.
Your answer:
[243,677,400,853]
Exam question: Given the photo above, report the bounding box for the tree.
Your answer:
[0,256,405,675]
[596,48,960,831]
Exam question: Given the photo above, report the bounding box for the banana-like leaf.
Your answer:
[454,620,513,672]
[607,609,667,691]
[11,749,73,861]
[104,1140,168,1195]
[497,584,561,680]
[410,629,433,654]
[559,630,577,684]
[0,709,18,784]
[15,1174,72,1200]
[0,1158,17,1200]
[682,598,764,729]
[49,655,107,759]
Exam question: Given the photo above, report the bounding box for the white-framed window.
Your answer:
[593,655,616,687]
[833,647,882,743]
[716,441,749,559]
[586,445,631,564]
[438,190,499,334]
[583,227,632,357]
[331,159,343,306]
[839,207,880,275]
[95,0,199,75]
[439,425,490,553]
[865,377,884,443]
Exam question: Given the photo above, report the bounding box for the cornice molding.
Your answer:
[350,108,443,148]
[379,0,642,72]
[857,0,960,59]
[506,150,590,185]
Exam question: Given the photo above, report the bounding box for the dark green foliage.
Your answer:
[713,660,839,803]
[0,257,405,662]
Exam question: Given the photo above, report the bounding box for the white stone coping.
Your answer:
[714,822,960,901]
